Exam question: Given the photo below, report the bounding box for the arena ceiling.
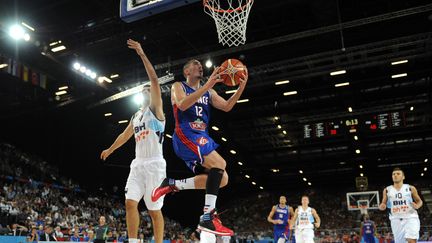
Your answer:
[0,0,431,194]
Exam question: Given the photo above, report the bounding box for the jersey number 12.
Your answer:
[195,106,203,117]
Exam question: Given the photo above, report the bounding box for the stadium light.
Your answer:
[133,93,144,105]
[118,120,128,124]
[166,134,172,138]
[230,150,236,154]
[251,182,256,185]
[237,99,249,103]
[237,161,243,165]
[330,70,346,76]
[259,186,264,190]
[225,89,237,94]
[0,64,8,69]
[205,60,213,68]
[391,60,408,65]
[9,24,25,40]
[51,45,66,52]
[104,113,112,117]
[21,22,35,31]
[283,91,297,96]
[110,74,119,78]
[245,175,250,178]
[275,80,290,85]
[55,90,67,96]
[335,82,349,87]
[391,73,407,79]
[277,125,282,129]
[221,137,227,142]
[58,86,68,90]
[212,126,219,131]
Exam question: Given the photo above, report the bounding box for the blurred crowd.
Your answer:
[1,142,431,243]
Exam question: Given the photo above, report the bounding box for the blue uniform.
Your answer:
[273,204,291,242]
[172,82,219,174]
[362,220,375,243]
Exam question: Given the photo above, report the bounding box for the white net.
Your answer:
[203,0,254,47]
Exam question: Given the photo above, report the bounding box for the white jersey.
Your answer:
[296,206,314,229]
[386,184,418,220]
[132,107,165,159]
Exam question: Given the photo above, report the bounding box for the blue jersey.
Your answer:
[173,82,212,135]
[362,220,375,236]
[273,204,289,227]
[172,82,218,173]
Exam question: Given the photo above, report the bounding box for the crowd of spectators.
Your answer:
[1,142,431,242]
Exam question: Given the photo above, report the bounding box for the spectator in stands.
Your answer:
[9,223,28,236]
[39,225,57,241]
[54,225,63,238]
[70,231,81,242]
[26,227,38,242]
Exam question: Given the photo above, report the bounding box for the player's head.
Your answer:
[301,195,309,206]
[363,214,370,221]
[279,195,287,205]
[392,167,405,183]
[183,59,203,81]
[141,84,151,108]
[99,216,106,225]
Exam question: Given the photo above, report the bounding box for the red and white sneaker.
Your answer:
[151,178,179,202]
[198,209,234,236]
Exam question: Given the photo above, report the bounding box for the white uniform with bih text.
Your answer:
[295,207,315,243]
[386,184,420,243]
[125,107,166,210]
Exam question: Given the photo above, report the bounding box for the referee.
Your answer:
[94,216,109,243]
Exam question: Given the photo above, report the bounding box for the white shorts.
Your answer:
[390,217,420,243]
[125,157,166,210]
[295,228,314,243]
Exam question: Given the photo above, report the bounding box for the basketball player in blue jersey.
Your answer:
[152,59,248,236]
[290,195,320,243]
[379,167,423,243]
[267,196,295,243]
[360,215,377,243]
[100,39,167,243]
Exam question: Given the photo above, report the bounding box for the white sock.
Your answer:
[204,194,217,213]
[128,238,138,243]
[175,177,195,190]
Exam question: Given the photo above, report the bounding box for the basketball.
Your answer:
[218,59,247,87]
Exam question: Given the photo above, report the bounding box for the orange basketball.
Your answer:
[218,59,246,87]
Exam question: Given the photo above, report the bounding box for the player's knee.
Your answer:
[220,172,229,188]
[213,157,226,169]
[148,210,163,221]
[125,199,138,212]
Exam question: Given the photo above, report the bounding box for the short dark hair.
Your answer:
[183,59,200,78]
[393,167,404,175]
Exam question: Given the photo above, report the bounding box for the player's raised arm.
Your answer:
[172,65,223,111]
[410,185,423,209]
[379,188,388,210]
[127,39,164,120]
[100,120,134,161]
[210,67,248,112]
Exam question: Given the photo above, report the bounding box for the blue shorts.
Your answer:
[274,226,290,242]
[172,130,219,174]
[363,235,375,243]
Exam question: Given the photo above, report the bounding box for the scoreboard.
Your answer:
[303,111,406,139]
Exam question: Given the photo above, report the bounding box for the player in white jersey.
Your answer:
[379,167,423,243]
[290,195,320,243]
[100,39,166,243]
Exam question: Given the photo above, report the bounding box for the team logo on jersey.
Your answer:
[189,119,207,131]
[197,137,209,146]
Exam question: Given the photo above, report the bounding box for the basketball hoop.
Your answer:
[359,205,369,215]
[203,0,254,47]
